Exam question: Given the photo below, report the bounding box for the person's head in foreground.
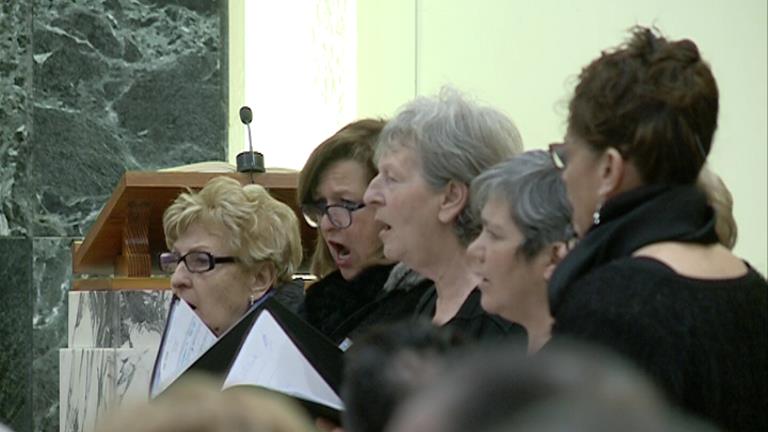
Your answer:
[162,176,302,335]
[299,118,391,280]
[386,340,709,432]
[95,374,316,432]
[467,150,573,353]
[342,319,466,432]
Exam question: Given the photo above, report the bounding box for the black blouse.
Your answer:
[415,286,525,342]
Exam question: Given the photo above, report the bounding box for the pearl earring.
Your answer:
[592,202,603,226]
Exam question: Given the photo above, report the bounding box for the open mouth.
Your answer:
[328,240,351,263]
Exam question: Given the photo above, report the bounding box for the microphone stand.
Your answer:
[236,106,265,183]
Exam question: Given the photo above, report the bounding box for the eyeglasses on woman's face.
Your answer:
[159,251,237,274]
[548,142,567,170]
[301,201,366,229]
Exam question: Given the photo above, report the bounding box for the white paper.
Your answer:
[151,299,216,397]
[222,311,343,410]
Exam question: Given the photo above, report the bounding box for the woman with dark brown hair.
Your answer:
[548,26,767,431]
[297,119,429,347]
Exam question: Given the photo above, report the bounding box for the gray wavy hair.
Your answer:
[376,87,523,245]
[471,150,573,259]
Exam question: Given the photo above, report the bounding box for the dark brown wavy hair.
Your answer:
[568,26,719,185]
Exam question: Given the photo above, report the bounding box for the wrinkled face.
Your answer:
[561,132,604,237]
[170,223,256,336]
[315,159,386,280]
[363,146,444,269]
[467,197,551,321]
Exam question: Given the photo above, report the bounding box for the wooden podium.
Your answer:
[71,171,312,290]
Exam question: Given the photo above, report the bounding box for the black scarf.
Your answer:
[548,184,719,310]
[301,264,396,337]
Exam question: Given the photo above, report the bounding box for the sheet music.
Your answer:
[222,311,343,410]
[151,299,216,397]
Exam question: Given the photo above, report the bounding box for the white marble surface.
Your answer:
[62,290,171,432]
[60,347,161,432]
[59,349,116,432]
[68,290,171,348]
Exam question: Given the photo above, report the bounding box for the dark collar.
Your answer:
[549,184,718,310]
[417,286,487,321]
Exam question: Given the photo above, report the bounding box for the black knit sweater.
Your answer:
[553,257,768,431]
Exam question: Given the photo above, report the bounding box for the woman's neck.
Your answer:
[427,242,480,326]
[502,284,553,355]
[522,309,554,355]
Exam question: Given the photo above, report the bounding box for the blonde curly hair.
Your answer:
[163,176,302,283]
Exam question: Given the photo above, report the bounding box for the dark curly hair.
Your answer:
[568,26,719,185]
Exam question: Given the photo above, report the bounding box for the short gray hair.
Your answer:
[376,87,523,245]
[471,150,573,260]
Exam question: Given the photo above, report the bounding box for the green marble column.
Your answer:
[0,238,33,432]
[0,1,228,430]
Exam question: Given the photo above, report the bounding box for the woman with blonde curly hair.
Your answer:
[161,176,302,336]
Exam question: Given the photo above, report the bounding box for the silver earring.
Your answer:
[249,294,257,306]
[592,202,603,226]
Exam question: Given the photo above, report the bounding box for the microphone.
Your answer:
[236,105,265,179]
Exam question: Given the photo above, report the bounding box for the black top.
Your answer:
[300,264,429,345]
[415,286,525,342]
[272,279,305,313]
[548,184,766,432]
[553,257,768,431]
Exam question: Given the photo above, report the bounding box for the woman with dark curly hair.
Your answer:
[548,26,767,431]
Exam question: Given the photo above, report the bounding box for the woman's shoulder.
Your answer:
[558,257,665,301]
[567,254,764,288]
[633,241,749,280]
[555,255,768,328]
[272,279,305,313]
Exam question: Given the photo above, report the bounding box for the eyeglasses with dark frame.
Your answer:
[548,142,567,170]
[301,201,366,229]
[159,251,238,274]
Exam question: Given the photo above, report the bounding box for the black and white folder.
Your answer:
[149,295,344,421]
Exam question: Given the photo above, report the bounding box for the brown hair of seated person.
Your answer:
[298,118,387,278]
[387,341,699,432]
[94,374,316,432]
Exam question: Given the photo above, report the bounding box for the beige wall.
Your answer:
[356,0,767,274]
[230,0,767,274]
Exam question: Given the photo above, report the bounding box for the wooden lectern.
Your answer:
[71,171,313,290]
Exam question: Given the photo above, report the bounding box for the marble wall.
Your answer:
[0,1,227,431]
[61,290,172,432]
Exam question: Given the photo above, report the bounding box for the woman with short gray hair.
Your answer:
[364,87,524,340]
[467,150,573,353]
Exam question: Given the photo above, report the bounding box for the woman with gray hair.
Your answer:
[363,87,524,339]
[467,150,573,353]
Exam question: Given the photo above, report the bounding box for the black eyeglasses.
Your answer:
[301,201,366,229]
[159,251,237,274]
[548,143,567,170]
